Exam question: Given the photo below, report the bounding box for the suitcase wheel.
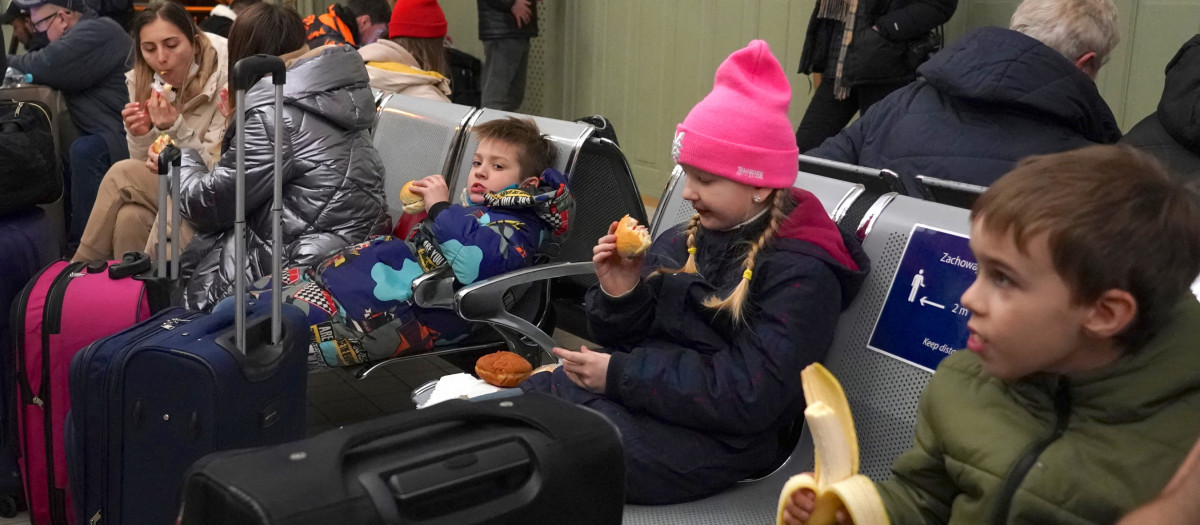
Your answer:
[0,494,18,518]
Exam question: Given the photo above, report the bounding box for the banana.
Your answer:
[776,364,890,525]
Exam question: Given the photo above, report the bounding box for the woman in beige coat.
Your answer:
[73,1,228,262]
[357,0,451,102]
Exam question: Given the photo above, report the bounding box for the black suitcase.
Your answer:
[179,392,625,525]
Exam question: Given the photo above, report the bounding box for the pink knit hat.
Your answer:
[673,40,798,189]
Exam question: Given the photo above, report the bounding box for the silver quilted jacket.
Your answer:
[178,45,389,310]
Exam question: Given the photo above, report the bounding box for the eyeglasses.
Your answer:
[30,10,61,32]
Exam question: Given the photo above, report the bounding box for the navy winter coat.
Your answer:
[8,15,131,162]
[809,27,1122,194]
[1122,34,1200,181]
[522,188,869,504]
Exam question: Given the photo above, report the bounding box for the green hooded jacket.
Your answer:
[877,297,1200,524]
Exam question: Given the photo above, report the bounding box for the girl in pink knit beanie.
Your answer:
[522,40,869,504]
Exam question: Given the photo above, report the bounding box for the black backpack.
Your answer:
[447,47,482,108]
[0,100,61,216]
[575,115,619,146]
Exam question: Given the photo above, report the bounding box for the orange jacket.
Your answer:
[303,5,357,47]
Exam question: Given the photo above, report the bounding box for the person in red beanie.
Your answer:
[356,0,451,101]
[302,0,390,48]
[519,40,870,504]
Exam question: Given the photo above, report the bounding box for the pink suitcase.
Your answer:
[11,257,156,525]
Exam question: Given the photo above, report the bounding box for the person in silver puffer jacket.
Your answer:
[177,44,389,311]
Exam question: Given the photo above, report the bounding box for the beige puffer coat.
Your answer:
[125,32,229,165]
[358,39,451,102]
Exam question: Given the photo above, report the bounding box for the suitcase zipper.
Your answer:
[38,261,84,525]
[69,308,189,525]
[160,317,192,330]
[12,262,59,409]
[13,100,52,126]
[79,309,201,524]
[9,261,58,517]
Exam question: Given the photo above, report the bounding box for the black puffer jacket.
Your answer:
[809,27,1122,193]
[476,0,537,41]
[1122,34,1200,181]
[178,46,388,310]
[798,0,957,86]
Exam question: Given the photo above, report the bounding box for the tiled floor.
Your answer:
[5,330,595,524]
[305,353,462,435]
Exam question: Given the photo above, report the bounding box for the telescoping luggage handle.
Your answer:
[155,144,182,280]
[231,55,286,353]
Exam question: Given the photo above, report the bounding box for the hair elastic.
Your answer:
[688,247,697,254]
[742,269,753,280]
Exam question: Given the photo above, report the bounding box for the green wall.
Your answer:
[425,1,1200,197]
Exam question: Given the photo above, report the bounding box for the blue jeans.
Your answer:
[67,135,116,245]
[481,38,530,111]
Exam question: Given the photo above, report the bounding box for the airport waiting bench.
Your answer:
[624,189,973,524]
[361,95,647,376]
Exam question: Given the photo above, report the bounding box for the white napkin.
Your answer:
[150,62,199,104]
[417,373,503,409]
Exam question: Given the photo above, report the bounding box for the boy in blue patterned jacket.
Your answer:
[239,117,572,368]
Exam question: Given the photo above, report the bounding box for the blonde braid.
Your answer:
[702,190,789,322]
[651,214,702,277]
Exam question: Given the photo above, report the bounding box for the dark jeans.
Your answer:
[66,135,116,246]
[795,78,911,152]
[481,38,530,111]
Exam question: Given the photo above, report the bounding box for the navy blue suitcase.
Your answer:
[66,301,308,525]
[66,57,309,525]
[0,207,58,517]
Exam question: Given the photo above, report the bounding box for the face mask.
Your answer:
[28,30,50,51]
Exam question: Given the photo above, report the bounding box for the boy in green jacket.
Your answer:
[783,145,1200,525]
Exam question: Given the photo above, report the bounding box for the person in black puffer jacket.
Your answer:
[795,0,956,151]
[1122,34,1200,182]
[176,4,388,311]
[476,0,537,111]
[808,0,1123,195]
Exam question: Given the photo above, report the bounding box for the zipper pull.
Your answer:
[14,101,23,117]
[160,318,191,330]
[90,510,101,524]
[32,396,43,407]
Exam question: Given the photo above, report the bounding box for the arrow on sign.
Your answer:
[919,297,945,309]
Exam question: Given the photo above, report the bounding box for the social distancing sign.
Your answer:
[868,224,976,372]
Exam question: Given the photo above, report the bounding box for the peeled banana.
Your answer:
[776,364,889,525]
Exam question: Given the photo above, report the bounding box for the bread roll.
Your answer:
[475,351,533,387]
[151,133,173,155]
[615,214,651,258]
[399,181,425,214]
[531,363,559,375]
